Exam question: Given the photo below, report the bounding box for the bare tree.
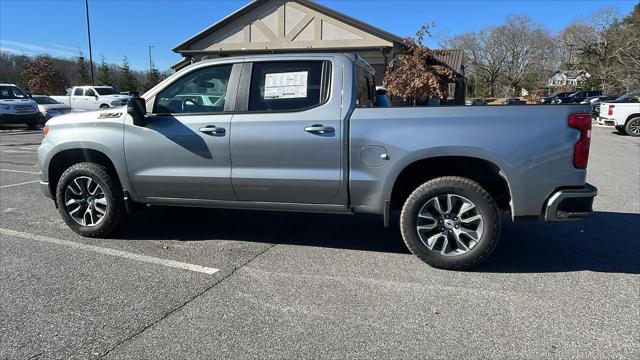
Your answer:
[447,29,507,97]
[494,16,555,96]
[560,7,626,93]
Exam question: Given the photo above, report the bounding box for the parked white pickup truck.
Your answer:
[597,92,640,136]
[51,86,130,111]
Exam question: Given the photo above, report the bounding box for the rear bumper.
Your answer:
[544,184,597,221]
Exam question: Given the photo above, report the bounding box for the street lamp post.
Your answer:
[84,0,95,86]
[148,45,155,73]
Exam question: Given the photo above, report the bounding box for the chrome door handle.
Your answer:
[199,125,226,136]
[304,124,335,134]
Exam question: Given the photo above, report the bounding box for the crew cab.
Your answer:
[51,86,129,111]
[0,83,44,129]
[598,92,640,136]
[38,54,597,270]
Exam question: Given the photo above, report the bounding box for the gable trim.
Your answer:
[173,0,405,52]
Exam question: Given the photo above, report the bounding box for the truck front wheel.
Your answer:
[400,176,501,270]
[55,162,124,237]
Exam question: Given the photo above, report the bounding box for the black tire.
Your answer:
[100,104,110,109]
[400,176,501,270]
[55,162,124,237]
[624,117,640,137]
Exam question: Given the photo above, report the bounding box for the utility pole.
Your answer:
[148,45,155,73]
[84,0,95,85]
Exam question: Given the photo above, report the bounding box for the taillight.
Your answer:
[568,113,591,169]
[608,104,614,116]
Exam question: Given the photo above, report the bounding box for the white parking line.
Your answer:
[0,169,40,175]
[0,228,220,275]
[0,180,40,188]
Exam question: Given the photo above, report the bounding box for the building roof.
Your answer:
[173,0,405,52]
[432,49,464,74]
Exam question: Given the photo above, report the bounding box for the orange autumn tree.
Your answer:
[384,24,455,104]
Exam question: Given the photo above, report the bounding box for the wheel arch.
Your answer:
[625,113,640,123]
[388,156,514,217]
[47,148,120,198]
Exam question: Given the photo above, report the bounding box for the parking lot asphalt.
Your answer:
[1,124,638,359]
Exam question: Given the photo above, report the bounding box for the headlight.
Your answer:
[0,104,10,110]
[48,110,61,118]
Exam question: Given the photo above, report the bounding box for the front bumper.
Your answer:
[0,112,44,125]
[544,184,597,221]
[40,181,53,200]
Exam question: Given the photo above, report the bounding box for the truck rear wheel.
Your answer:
[55,162,124,237]
[399,176,501,270]
[624,117,640,137]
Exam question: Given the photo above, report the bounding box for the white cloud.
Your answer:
[0,39,85,58]
[0,46,23,54]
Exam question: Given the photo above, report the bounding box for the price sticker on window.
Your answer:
[264,71,308,99]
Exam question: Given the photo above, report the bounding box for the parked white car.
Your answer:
[0,83,44,129]
[598,92,640,136]
[51,86,129,111]
[32,95,72,120]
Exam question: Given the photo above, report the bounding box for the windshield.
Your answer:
[94,87,119,95]
[0,85,29,100]
[32,96,60,105]
[614,92,639,102]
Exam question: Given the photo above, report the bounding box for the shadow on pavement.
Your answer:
[118,206,410,254]
[118,207,639,274]
[477,211,640,274]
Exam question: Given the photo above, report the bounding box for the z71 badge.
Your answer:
[98,112,122,119]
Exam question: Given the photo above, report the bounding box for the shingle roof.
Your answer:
[432,49,464,74]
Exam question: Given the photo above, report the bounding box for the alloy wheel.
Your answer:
[416,194,484,256]
[628,119,640,136]
[63,176,108,227]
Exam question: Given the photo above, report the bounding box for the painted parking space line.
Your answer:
[0,180,40,189]
[0,169,40,175]
[0,228,220,275]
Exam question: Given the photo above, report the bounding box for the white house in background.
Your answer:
[547,70,591,88]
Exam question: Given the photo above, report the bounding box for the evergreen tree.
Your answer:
[76,51,91,85]
[144,62,162,92]
[118,56,137,92]
[96,56,112,86]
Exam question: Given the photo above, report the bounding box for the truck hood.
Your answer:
[0,98,38,106]
[46,107,126,125]
[38,103,72,111]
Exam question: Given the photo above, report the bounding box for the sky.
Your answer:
[0,0,637,71]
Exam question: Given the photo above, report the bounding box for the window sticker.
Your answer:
[264,71,308,99]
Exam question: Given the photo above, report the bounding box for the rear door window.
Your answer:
[247,61,330,112]
[73,88,83,96]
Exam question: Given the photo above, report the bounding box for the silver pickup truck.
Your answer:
[37,53,597,270]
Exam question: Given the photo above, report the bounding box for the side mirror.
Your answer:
[127,97,148,126]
